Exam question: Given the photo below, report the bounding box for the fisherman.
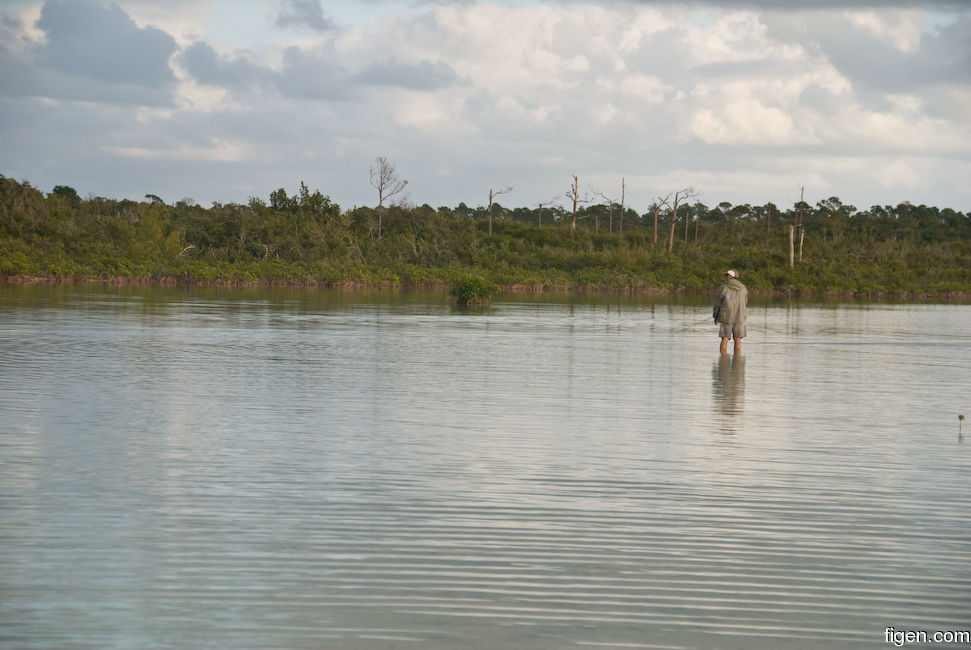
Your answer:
[713,270,747,355]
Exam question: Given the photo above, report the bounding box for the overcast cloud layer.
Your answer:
[1,0,969,213]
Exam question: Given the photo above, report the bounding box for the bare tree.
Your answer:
[765,202,774,245]
[694,201,703,242]
[684,200,692,242]
[369,156,408,239]
[487,186,513,236]
[533,197,558,227]
[651,198,666,245]
[595,190,619,234]
[796,186,806,262]
[592,177,627,234]
[789,186,808,268]
[659,187,696,252]
[619,177,626,234]
[566,175,590,232]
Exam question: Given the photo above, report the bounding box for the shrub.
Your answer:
[450,274,499,305]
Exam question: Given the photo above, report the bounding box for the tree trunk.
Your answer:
[766,205,771,245]
[789,224,795,268]
[619,178,625,235]
[569,175,579,232]
[488,191,493,236]
[652,204,660,244]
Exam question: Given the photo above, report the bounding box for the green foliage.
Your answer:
[450,274,499,305]
[1,176,969,296]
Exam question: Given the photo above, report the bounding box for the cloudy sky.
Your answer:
[1,0,969,214]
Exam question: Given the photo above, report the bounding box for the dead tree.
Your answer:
[619,177,626,234]
[566,175,590,232]
[765,202,773,246]
[594,177,626,234]
[660,187,696,253]
[369,156,408,239]
[694,202,702,242]
[533,197,558,227]
[790,186,806,268]
[684,201,691,242]
[487,186,513,236]
[595,190,619,234]
[797,186,805,262]
[651,200,664,244]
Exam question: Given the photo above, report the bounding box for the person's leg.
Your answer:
[733,338,741,355]
[720,337,729,354]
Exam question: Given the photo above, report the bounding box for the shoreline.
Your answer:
[4,274,970,302]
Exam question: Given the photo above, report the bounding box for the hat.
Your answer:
[725,270,737,278]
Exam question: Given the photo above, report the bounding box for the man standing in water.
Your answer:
[713,270,747,355]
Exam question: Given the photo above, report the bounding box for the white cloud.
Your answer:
[0,4,44,52]
[426,4,593,92]
[388,89,466,130]
[107,139,248,163]
[847,9,926,53]
[619,74,670,104]
[685,11,805,67]
[0,0,968,212]
[617,6,673,54]
[825,103,967,154]
[684,76,823,146]
[688,101,796,145]
[121,0,212,48]
[595,102,618,125]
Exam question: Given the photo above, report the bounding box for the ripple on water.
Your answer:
[1,290,969,649]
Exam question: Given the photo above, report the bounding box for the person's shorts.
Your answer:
[719,322,746,339]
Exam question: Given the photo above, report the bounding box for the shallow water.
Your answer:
[1,286,969,649]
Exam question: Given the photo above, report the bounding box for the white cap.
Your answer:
[725,270,737,278]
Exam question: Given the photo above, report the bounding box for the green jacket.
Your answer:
[713,278,747,324]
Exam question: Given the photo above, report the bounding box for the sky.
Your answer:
[1,0,969,215]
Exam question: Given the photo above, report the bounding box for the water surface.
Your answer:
[1,285,969,649]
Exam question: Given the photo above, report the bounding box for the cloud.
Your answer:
[1,0,969,213]
[276,0,334,32]
[0,5,43,54]
[688,100,797,145]
[107,139,247,163]
[182,41,267,88]
[354,57,459,90]
[35,0,177,86]
[180,39,358,101]
[626,0,968,8]
[274,45,354,100]
[764,10,971,99]
[0,60,176,106]
[0,0,178,105]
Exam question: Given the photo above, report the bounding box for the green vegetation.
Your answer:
[450,274,499,305]
[2,175,970,297]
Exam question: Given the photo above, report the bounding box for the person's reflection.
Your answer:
[713,354,745,426]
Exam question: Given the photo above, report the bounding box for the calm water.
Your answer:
[1,285,969,650]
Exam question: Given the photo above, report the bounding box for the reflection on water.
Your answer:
[1,285,970,650]
[713,354,746,427]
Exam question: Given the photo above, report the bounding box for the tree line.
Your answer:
[2,174,970,296]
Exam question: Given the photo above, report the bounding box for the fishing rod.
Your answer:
[679,316,713,332]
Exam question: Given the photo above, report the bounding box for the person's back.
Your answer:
[713,270,747,354]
